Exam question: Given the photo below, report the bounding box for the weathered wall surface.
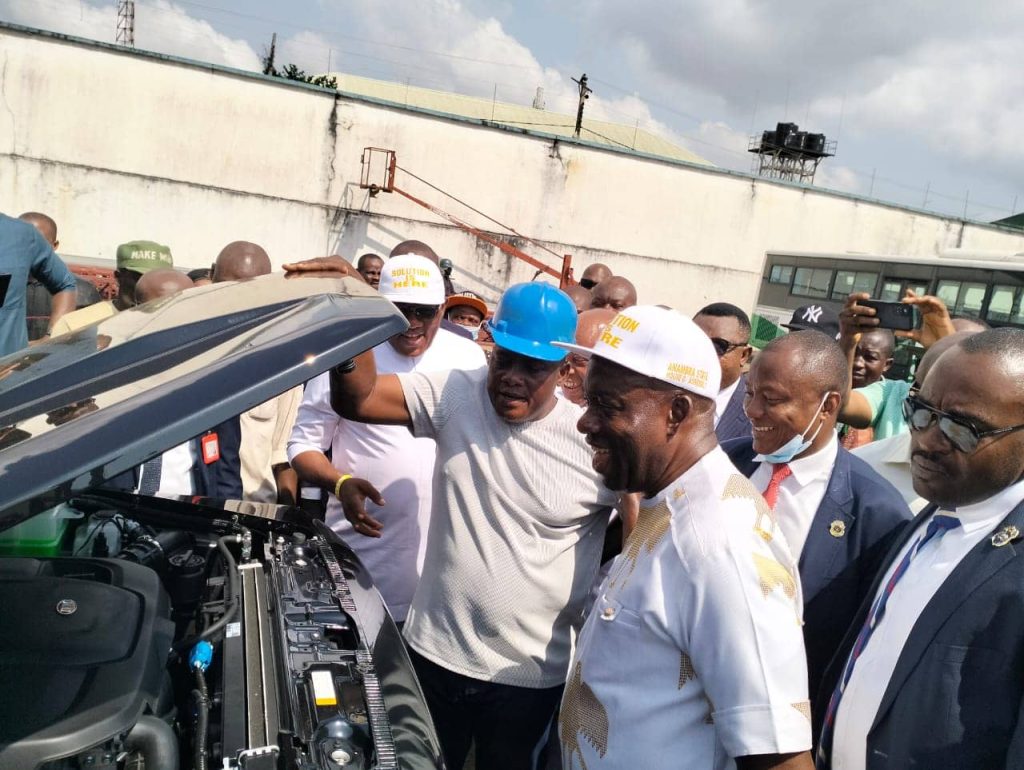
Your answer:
[3,23,1024,314]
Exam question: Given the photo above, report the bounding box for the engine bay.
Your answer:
[0,495,412,770]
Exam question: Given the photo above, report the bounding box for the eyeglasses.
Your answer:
[902,395,1024,454]
[394,303,440,321]
[709,337,748,357]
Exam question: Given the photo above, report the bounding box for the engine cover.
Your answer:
[0,557,174,769]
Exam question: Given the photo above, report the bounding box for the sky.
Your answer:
[2,0,1021,222]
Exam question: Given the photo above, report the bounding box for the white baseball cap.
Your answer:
[553,305,721,399]
[377,255,445,305]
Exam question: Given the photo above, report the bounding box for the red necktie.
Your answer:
[762,463,792,510]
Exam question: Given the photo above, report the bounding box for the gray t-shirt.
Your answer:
[400,366,616,688]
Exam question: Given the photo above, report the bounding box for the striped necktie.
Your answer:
[817,513,961,765]
[138,453,163,495]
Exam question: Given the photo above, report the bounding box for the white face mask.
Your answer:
[754,391,832,464]
[463,324,481,341]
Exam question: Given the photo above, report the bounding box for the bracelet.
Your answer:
[333,474,353,499]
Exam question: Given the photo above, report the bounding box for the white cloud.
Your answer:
[0,0,261,71]
[580,0,1024,192]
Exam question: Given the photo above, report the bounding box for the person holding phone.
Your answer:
[837,291,956,442]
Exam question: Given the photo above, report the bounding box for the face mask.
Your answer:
[754,392,832,464]
[464,324,481,340]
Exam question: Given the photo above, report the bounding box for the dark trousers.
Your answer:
[408,648,563,770]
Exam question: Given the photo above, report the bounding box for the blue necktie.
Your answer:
[818,513,961,765]
[138,453,163,495]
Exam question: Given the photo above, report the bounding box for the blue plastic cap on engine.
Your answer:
[189,640,214,671]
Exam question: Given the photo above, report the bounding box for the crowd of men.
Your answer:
[3,206,1024,770]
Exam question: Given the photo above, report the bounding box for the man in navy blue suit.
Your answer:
[818,328,1024,769]
[723,331,910,705]
[695,302,753,444]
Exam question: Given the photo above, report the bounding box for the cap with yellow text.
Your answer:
[552,304,720,399]
[116,241,174,274]
[377,255,445,305]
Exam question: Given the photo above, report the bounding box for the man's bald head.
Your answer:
[762,330,849,399]
[913,332,974,387]
[212,241,272,282]
[590,276,637,312]
[564,284,592,314]
[576,308,618,348]
[135,269,193,304]
[390,240,439,264]
[580,263,612,287]
[18,212,58,248]
[951,316,990,333]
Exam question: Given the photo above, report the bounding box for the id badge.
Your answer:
[201,433,221,464]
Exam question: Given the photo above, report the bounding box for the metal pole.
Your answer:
[571,74,591,137]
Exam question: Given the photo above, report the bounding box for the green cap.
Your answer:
[116,240,173,274]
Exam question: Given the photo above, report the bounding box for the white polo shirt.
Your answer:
[287,329,485,621]
[560,447,812,769]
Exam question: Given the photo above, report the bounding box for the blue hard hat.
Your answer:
[486,283,577,362]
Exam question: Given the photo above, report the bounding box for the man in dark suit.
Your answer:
[817,328,1024,769]
[694,302,753,444]
[723,331,910,703]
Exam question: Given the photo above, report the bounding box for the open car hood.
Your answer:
[0,273,406,531]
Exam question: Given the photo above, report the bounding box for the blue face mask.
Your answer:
[754,392,831,464]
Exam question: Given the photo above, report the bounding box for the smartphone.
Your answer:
[0,274,10,308]
[860,299,918,331]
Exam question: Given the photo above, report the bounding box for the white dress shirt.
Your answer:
[831,478,1024,770]
[136,441,195,497]
[852,432,926,513]
[749,434,838,557]
[713,378,741,426]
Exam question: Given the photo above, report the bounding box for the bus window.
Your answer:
[880,281,902,301]
[988,285,1017,323]
[937,280,961,308]
[792,267,833,298]
[958,282,987,315]
[831,270,877,300]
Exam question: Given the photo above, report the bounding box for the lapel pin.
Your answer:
[990,525,1020,548]
[829,520,846,538]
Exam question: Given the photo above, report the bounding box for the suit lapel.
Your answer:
[798,447,855,599]
[870,501,1024,732]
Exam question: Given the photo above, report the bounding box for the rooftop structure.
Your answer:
[327,72,712,167]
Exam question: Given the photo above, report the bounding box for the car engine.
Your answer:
[0,496,428,770]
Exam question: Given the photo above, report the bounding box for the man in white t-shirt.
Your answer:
[555,305,813,770]
[285,255,616,770]
[288,255,485,622]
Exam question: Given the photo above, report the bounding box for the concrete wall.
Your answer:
[3,22,1024,315]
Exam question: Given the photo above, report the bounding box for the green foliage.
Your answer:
[262,59,337,90]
